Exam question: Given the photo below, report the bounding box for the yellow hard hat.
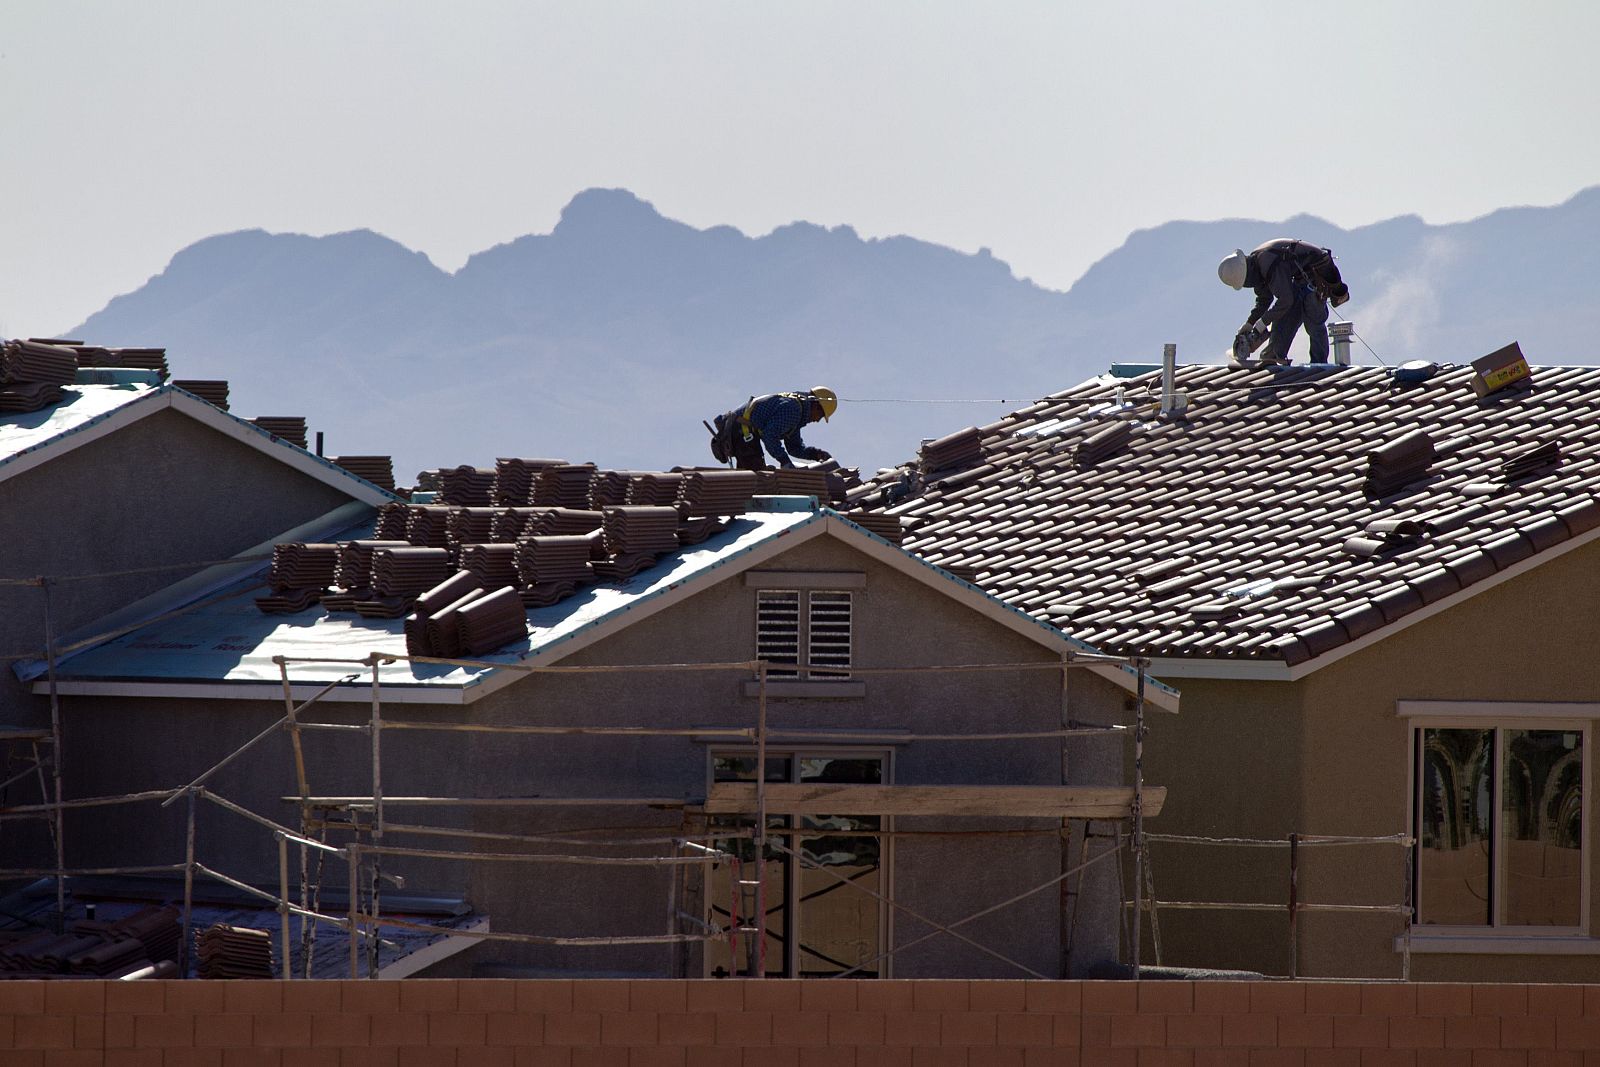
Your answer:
[810,386,837,421]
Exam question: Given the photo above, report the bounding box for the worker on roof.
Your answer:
[1218,239,1350,366]
[707,388,837,470]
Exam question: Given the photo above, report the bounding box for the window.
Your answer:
[1414,724,1586,930]
[704,750,886,977]
[756,589,852,679]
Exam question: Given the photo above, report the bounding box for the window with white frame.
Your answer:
[1413,722,1586,930]
[756,589,852,679]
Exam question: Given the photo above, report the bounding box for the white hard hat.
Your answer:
[1218,249,1248,290]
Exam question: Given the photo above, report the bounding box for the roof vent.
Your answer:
[1364,429,1435,496]
[1470,341,1532,397]
[1075,421,1134,466]
[1501,440,1560,481]
[919,427,984,474]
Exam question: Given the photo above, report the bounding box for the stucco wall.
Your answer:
[1141,538,1600,982]
[0,405,360,874]
[42,530,1138,980]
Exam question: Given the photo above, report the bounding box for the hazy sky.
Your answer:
[4,1,1598,334]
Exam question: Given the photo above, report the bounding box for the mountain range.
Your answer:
[68,186,1600,481]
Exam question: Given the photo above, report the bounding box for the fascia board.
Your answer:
[821,515,1182,712]
[37,679,468,704]
[1281,521,1600,680]
[1144,520,1600,683]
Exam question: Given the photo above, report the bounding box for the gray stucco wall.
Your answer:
[43,530,1140,979]
[1,405,360,870]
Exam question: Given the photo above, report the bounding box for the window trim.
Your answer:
[1405,709,1591,940]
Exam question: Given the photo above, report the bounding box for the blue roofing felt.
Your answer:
[49,508,823,690]
[0,382,159,472]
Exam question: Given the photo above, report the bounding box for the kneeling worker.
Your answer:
[1218,239,1350,366]
[708,388,837,470]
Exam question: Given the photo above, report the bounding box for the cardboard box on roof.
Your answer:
[1471,341,1532,396]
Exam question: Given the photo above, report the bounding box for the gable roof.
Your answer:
[848,363,1600,680]
[32,501,1177,711]
[0,381,396,505]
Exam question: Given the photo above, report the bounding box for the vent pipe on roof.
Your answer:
[1158,343,1187,418]
[1330,322,1353,366]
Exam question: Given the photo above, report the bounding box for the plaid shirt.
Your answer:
[746,393,823,467]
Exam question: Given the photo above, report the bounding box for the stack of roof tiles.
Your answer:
[249,416,308,449]
[195,924,273,979]
[332,455,395,491]
[589,470,636,508]
[360,546,454,616]
[1363,430,1436,496]
[459,543,520,588]
[918,426,985,474]
[321,539,411,611]
[439,466,496,506]
[454,587,528,656]
[0,906,178,978]
[256,543,340,614]
[173,380,230,409]
[404,571,483,656]
[515,534,595,605]
[0,339,79,413]
[492,458,565,505]
[69,343,169,379]
[598,505,680,578]
[622,472,683,505]
[677,469,760,517]
[532,507,605,536]
[446,507,499,548]
[533,464,599,508]
[405,505,453,548]
[850,362,1600,666]
[841,510,904,545]
[375,501,411,539]
[491,507,543,541]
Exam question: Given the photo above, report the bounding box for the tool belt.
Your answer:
[1296,246,1350,307]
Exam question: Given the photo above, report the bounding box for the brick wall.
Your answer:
[5,979,1600,1065]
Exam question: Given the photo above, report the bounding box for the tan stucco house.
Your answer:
[852,359,1600,981]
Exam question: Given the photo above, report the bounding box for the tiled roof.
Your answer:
[849,363,1600,667]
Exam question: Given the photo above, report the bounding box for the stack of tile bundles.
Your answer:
[919,426,984,474]
[331,455,395,491]
[459,543,520,588]
[72,345,169,379]
[73,906,180,973]
[595,505,679,579]
[492,458,565,505]
[196,924,273,979]
[455,587,528,656]
[322,539,410,612]
[360,546,453,617]
[529,507,605,536]
[173,380,230,409]
[491,507,544,541]
[249,416,309,449]
[624,471,683,505]
[533,463,598,508]
[769,466,830,500]
[404,505,453,548]
[446,507,499,549]
[375,501,411,539]
[256,543,340,614]
[404,570,483,656]
[1502,440,1561,481]
[588,470,634,508]
[515,534,595,606]
[678,469,759,517]
[0,339,79,413]
[439,465,496,506]
[842,511,904,545]
[1363,430,1435,497]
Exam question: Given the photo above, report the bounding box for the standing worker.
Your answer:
[707,388,837,470]
[1218,239,1350,366]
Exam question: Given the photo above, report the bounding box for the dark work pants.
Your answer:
[1261,286,1330,364]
